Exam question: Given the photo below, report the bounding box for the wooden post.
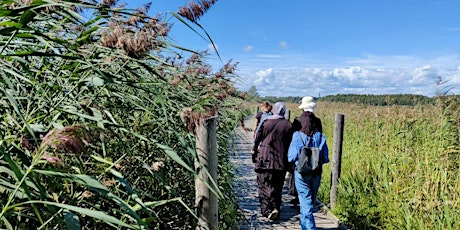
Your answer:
[285,109,290,121]
[195,117,218,230]
[330,113,344,210]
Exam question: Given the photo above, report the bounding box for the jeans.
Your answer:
[294,170,321,230]
[312,171,322,206]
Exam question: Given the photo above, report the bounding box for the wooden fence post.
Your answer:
[285,109,290,121]
[330,113,344,210]
[195,117,218,230]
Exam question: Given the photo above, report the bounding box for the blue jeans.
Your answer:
[294,170,321,230]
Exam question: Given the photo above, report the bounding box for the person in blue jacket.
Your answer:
[288,96,329,230]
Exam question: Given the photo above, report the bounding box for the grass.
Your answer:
[285,98,459,229]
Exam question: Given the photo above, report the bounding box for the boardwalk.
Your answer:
[231,117,345,230]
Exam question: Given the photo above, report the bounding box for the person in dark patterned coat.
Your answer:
[251,102,293,220]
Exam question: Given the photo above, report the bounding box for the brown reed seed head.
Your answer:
[101,0,118,7]
[102,179,118,187]
[20,0,33,5]
[100,5,171,58]
[20,134,36,152]
[223,60,238,74]
[40,124,97,155]
[180,107,218,134]
[8,0,80,13]
[178,0,218,22]
[151,161,164,171]
[238,92,248,99]
[7,0,32,8]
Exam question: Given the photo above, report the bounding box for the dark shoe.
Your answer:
[314,197,324,208]
[289,198,299,205]
[312,206,320,213]
[267,209,279,220]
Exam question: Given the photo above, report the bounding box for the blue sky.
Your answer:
[125,0,460,97]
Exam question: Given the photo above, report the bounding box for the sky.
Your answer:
[124,0,460,97]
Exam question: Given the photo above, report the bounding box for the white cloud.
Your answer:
[410,65,438,86]
[244,45,253,52]
[237,64,458,98]
[279,41,288,49]
[254,68,275,85]
[234,54,460,97]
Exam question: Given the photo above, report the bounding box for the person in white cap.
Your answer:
[288,96,330,230]
[288,96,322,202]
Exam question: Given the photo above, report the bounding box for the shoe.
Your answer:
[314,197,323,208]
[267,209,279,220]
[312,206,320,213]
[289,198,299,205]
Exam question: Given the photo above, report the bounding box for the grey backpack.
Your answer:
[296,135,320,173]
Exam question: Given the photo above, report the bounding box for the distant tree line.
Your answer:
[318,94,435,106]
[246,85,460,106]
[259,96,303,104]
[257,94,439,106]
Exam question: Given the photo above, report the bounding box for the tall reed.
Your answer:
[287,98,459,229]
[0,0,244,229]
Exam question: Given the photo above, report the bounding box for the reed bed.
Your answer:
[287,99,459,229]
[0,0,246,229]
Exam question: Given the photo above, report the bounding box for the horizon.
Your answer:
[257,92,455,99]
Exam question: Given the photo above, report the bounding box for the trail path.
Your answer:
[231,116,344,230]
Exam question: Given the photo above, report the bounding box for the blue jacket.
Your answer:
[288,131,329,166]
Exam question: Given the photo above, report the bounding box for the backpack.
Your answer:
[296,132,325,173]
[255,111,272,135]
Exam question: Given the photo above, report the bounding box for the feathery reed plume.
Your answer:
[40,124,94,154]
[177,0,217,22]
[151,161,165,171]
[19,0,32,5]
[37,125,100,165]
[180,107,218,134]
[102,180,118,187]
[101,0,118,7]
[100,4,171,58]
[8,0,81,13]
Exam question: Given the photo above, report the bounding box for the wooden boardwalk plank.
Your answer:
[231,117,344,230]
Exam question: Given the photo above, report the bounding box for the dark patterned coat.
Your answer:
[252,118,293,172]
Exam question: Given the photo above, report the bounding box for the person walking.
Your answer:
[292,96,325,206]
[251,102,292,220]
[288,96,330,229]
[253,101,273,138]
